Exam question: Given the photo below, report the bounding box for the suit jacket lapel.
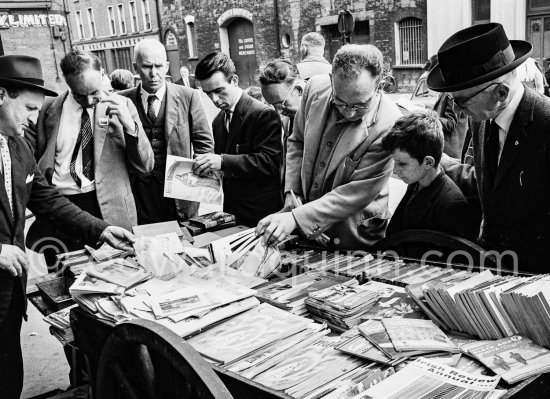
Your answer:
[9,138,26,228]
[38,91,67,172]
[494,93,532,190]
[302,96,330,197]
[164,83,179,141]
[224,93,248,153]
[93,100,108,165]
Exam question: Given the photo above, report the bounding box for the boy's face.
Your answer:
[391,149,429,185]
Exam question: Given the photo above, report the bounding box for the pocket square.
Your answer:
[25,174,34,183]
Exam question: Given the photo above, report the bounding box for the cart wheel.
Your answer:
[95,319,233,399]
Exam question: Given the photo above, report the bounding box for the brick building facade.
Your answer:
[66,0,161,77]
[160,0,427,91]
[0,0,70,93]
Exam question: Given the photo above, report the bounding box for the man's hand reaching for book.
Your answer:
[256,212,297,247]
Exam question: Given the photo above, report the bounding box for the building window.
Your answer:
[75,10,84,40]
[165,31,178,47]
[129,1,138,32]
[108,6,117,35]
[141,0,151,31]
[117,4,127,34]
[86,7,96,38]
[186,21,197,58]
[397,17,424,66]
[472,0,490,24]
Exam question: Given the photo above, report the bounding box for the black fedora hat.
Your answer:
[427,23,532,92]
[0,55,57,97]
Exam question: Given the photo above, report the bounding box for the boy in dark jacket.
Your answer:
[382,111,478,240]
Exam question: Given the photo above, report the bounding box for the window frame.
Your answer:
[186,21,197,59]
[395,17,425,67]
[141,0,151,31]
[129,1,138,32]
[86,7,96,38]
[75,10,84,40]
[107,5,117,36]
[117,3,127,35]
[472,0,491,24]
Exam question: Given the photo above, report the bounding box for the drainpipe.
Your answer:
[62,0,73,49]
[154,0,163,41]
[273,0,281,56]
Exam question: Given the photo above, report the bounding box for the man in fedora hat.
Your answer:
[0,55,136,398]
[428,22,550,273]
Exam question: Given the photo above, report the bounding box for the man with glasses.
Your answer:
[256,44,401,249]
[258,59,306,181]
[193,52,283,227]
[428,23,550,273]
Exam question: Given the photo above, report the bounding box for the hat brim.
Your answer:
[427,40,533,92]
[0,76,58,97]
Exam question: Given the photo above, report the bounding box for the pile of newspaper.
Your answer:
[255,271,353,315]
[406,271,550,348]
[43,305,78,345]
[305,280,425,330]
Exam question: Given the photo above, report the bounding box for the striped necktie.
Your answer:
[70,108,94,187]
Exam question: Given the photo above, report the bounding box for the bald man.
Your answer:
[119,39,214,223]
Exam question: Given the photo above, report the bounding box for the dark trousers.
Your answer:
[131,173,177,225]
[0,281,24,399]
[26,190,103,266]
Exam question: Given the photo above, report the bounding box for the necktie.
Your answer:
[184,78,189,87]
[70,108,94,187]
[224,109,232,133]
[485,120,500,184]
[0,135,13,215]
[147,95,157,124]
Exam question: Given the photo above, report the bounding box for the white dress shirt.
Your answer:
[494,83,524,164]
[53,92,96,195]
[140,82,167,118]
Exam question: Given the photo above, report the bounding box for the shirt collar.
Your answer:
[67,91,94,114]
[140,81,167,102]
[229,88,243,113]
[494,83,524,133]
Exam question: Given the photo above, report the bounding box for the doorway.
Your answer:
[227,18,257,88]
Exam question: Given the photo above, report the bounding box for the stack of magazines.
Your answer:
[305,280,421,330]
[43,305,78,345]
[336,319,460,367]
[360,357,502,399]
[406,271,550,347]
[255,272,353,315]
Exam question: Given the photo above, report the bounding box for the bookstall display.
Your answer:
[30,223,550,398]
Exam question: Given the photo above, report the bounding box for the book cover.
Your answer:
[186,303,312,364]
[189,211,236,229]
[382,318,458,353]
[463,335,550,384]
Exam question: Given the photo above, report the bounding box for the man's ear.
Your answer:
[295,85,304,96]
[0,88,6,105]
[423,156,435,169]
[231,74,239,86]
[132,62,138,73]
